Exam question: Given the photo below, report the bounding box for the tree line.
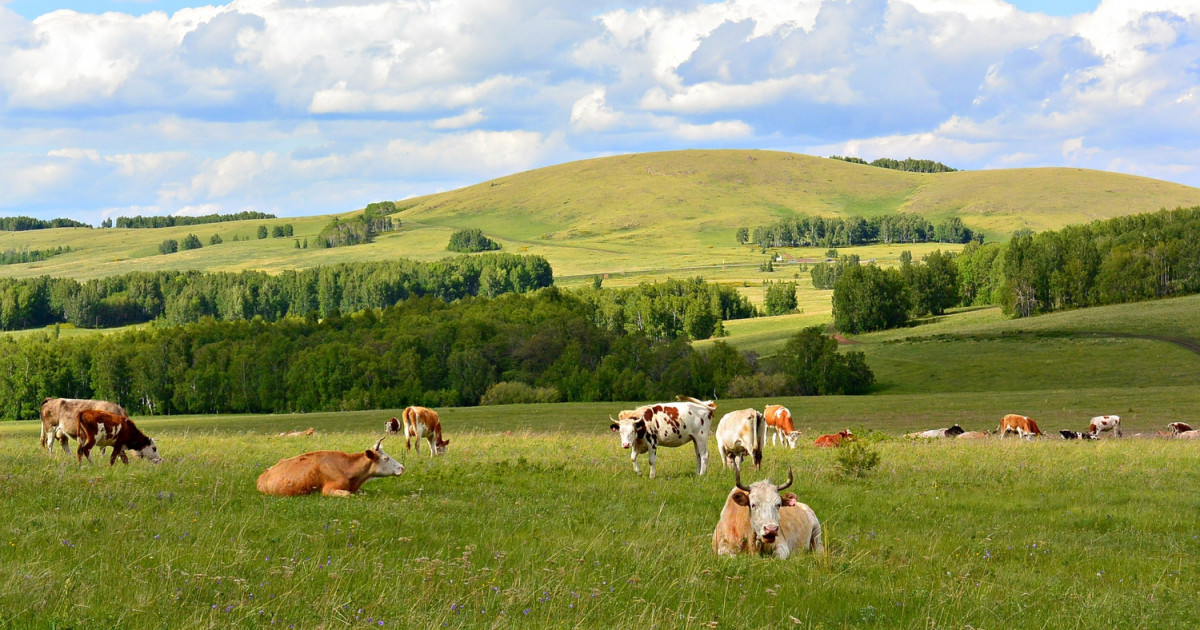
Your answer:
[0,290,872,419]
[829,155,958,173]
[1,246,73,265]
[831,206,1200,332]
[108,211,276,229]
[0,216,90,231]
[744,213,979,249]
[572,278,757,341]
[0,254,553,331]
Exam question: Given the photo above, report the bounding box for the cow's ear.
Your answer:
[780,492,798,507]
[365,449,379,461]
[731,490,750,507]
[609,423,619,432]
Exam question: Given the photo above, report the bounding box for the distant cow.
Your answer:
[385,417,401,434]
[72,409,162,466]
[1176,430,1200,440]
[712,466,822,558]
[905,425,965,439]
[813,429,854,448]
[715,409,766,471]
[256,438,405,497]
[1168,422,1193,435]
[956,431,990,440]
[1088,415,1122,438]
[40,397,126,455]
[401,406,449,457]
[278,428,315,437]
[997,414,1042,439]
[764,405,800,448]
[1060,430,1098,440]
[610,398,716,478]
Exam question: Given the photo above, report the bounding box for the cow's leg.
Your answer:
[629,448,640,475]
[693,435,708,476]
[428,436,437,458]
[647,447,657,479]
[57,432,71,456]
[321,478,353,497]
[717,443,729,469]
[771,428,778,446]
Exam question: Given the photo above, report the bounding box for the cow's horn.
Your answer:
[776,466,794,492]
[373,437,385,451]
[734,462,751,492]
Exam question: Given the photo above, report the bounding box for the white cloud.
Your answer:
[431,109,486,130]
[570,88,623,132]
[669,119,754,140]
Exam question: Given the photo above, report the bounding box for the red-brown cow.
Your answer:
[256,438,405,497]
[764,405,800,448]
[402,406,449,457]
[813,429,854,448]
[997,414,1042,439]
[73,409,162,466]
[40,397,126,455]
[1168,422,1193,435]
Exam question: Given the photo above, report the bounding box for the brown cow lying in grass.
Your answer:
[712,465,822,559]
[257,438,405,497]
[813,429,854,447]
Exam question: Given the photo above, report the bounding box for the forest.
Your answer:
[747,213,978,249]
[828,155,958,173]
[0,290,870,419]
[0,254,553,330]
[0,216,90,231]
[573,278,757,341]
[109,211,276,228]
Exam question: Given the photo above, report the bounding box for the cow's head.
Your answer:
[839,429,855,441]
[384,417,400,434]
[945,425,964,437]
[435,437,450,456]
[783,431,801,449]
[731,465,796,551]
[136,438,163,464]
[366,438,405,477]
[610,411,646,449]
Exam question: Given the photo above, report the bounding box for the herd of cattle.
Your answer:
[35,395,1200,559]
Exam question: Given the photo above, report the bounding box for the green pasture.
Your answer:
[3,389,1200,629]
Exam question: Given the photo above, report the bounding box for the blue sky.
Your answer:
[0,0,1197,224]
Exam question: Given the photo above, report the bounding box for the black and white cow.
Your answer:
[609,397,715,478]
[1060,430,1098,440]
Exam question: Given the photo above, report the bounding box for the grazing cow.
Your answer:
[997,414,1042,439]
[610,398,716,478]
[384,417,401,435]
[1060,430,1098,440]
[1088,415,1122,438]
[905,425,965,439]
[72,410,162,466]
[256,438,405,497]
[40,397,126,455]
[712,466,822,559]
[764,405,801,448]
[278,428,315,437]
[715,409,766,471]
[1176,430,1200,440]
[956,431,990,440]
[402,406,449,457]
[1168,422,1193,435]
[813,429,854,448]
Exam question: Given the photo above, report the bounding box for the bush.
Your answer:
[763,281,797,316]
[209,234,223,245]
[271,226,285,238]
[775,326,875,395]
[158,239,178,255]
[180,234,202,250]
[447,228,501,253]
[480,381,562,405]
[723,373,788,398]
[257,226,268,239]
[835,442,881,478]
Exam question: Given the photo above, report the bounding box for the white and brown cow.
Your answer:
[72,409,162,466]
[712,466,822,559]
[904,425,965,439]
[40,397,126,455]
[400,406,449,457]
[764,405,801,448]
[1088,415,1122,438]
[256,438,405,497]
[610,398,715,478]
[1168,422,1193,435]
[997,414,1042,439]
[715,409,766,471]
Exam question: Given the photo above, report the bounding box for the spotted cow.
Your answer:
[610,398,715,478]
[40,397,126,455]
[997,414,1042,440]
[1169,422,1193,435]
[1088,415,1122,438]
[764,405,800,448]
[71,409,162,466]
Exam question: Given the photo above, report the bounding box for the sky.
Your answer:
[1,0,1198,225]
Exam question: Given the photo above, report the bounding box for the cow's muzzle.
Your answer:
[761,525,779,544]
[622,443,631,449]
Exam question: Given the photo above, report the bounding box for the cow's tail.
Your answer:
[39,422,46,451]
[810,518,824,553]
[753,411,765,468]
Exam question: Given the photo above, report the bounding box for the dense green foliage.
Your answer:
[762,280,798,315]
[573,278,757,341]
[0,246,72,265]
[317,210,396,248]
[832,263,911,333]
[0,289,762,418]
[180,234,202,251]
[158,239,178,255]
[0,254,553,331]
[830,155,958,173]
[113,211,275,228]
[774,326,875,395]
[811,253,861,289]
[0,216,90,230]
[751,212,978,249]
[447,227,501,252]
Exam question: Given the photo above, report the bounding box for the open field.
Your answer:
[3,391,1200,629]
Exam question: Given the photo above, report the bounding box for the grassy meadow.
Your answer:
[3,391,1200,629]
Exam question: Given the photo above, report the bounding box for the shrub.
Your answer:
[257,226,268,239]
[447,228,501,253]
[480,381,562,405]
[209,234,223,245]
[180,234,202,250]
[763,281,797,316]
[271,226,285,238]
[158,239,178,254]
[835,442,881,478]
